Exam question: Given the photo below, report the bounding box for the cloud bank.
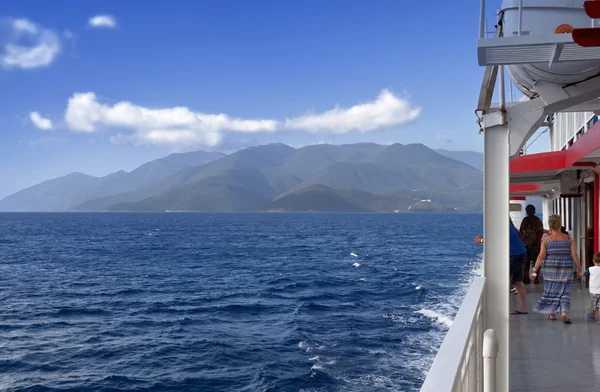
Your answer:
[63,89,420,148]
[65,92,278,147]
[88,15,117,28]
[285,89,420,134]
[1,19,61,69]
[29,111,53,130]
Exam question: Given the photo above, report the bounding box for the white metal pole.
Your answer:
[484,122,510,392]
[542,197,551,230]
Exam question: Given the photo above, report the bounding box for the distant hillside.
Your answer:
[435,149,483,171]
[0,150,224,211]
[1,143,484,213]
[99,143,483,212]
[265,184,461,213]
[0,172,99,212]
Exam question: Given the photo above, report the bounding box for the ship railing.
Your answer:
[420,277,498,392]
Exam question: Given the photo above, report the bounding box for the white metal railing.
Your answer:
[552,112,597,151]
[421,277,497,392]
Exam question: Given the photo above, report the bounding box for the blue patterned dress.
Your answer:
[533,239,574,314]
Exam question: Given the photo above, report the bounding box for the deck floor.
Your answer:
[510,281,600,391]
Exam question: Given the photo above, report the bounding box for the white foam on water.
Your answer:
[310,363,325,371]
[298,341,324,354]
[415,285,422,290]
[405,252,485,384]
[353,262,360,267]
[417,308,453,329]
[308,355,336,365]
[350,252,358,257]
[352,374,395,389]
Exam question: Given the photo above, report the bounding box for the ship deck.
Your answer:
[510,282,600,391]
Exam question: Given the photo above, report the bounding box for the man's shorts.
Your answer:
[510,252,527,283]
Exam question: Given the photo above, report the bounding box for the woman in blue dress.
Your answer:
[530,214,583,323]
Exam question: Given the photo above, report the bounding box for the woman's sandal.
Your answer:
[547,315,557,321]
[562,314,572,324]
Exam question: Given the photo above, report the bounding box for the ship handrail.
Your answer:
[420,277,488,392]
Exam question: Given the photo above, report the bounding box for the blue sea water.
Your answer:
[0,213,482,392]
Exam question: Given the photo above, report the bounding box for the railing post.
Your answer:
[483,329,499,392]
[483,120,510,392]
[468,337,477,390]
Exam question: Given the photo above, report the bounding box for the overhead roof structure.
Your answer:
[509,119,600,197]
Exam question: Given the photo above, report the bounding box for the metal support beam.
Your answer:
[481,75,600,158]
[477,34,600,66]
[489,98,600,113]
[483,124,509,392]
[548,43,564,69]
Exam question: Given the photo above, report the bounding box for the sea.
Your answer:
[0,212,483,392]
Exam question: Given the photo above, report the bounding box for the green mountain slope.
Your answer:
[3,143,483,212]
[0,150,224,212]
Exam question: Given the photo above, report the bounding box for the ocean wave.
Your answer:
[416,308,453,329]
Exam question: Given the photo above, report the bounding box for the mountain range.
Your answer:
[0,143,484,213]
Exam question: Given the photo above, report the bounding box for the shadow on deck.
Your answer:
[510,281,600,391]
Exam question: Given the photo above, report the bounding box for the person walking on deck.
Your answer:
[520,205,544,284]
[531,214,583,324]
[474,218,528,314]
[584,252,600,323]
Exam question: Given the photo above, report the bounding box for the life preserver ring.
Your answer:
[555,24,574,34]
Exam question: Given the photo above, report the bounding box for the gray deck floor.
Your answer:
[510,281,600,391]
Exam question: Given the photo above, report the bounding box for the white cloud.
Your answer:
[65,92,278,147]
[63,90,420,148]
[13,19,38,35]
[1,19,61,69]
[29,111,53,130]
[285,89,420,134]
[436,134,453,143]
[88,15,117,28]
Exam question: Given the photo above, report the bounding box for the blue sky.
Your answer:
[0,0,548,199]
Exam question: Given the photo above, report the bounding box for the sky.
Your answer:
[0,0,549,199]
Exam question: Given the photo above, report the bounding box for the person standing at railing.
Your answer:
[474,218,528,314]
[530,214,583,324]
[520,204,544,284]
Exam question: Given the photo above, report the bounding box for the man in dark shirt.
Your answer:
[520,205,544,284]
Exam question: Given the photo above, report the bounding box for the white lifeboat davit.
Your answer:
[501,0,600,97]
